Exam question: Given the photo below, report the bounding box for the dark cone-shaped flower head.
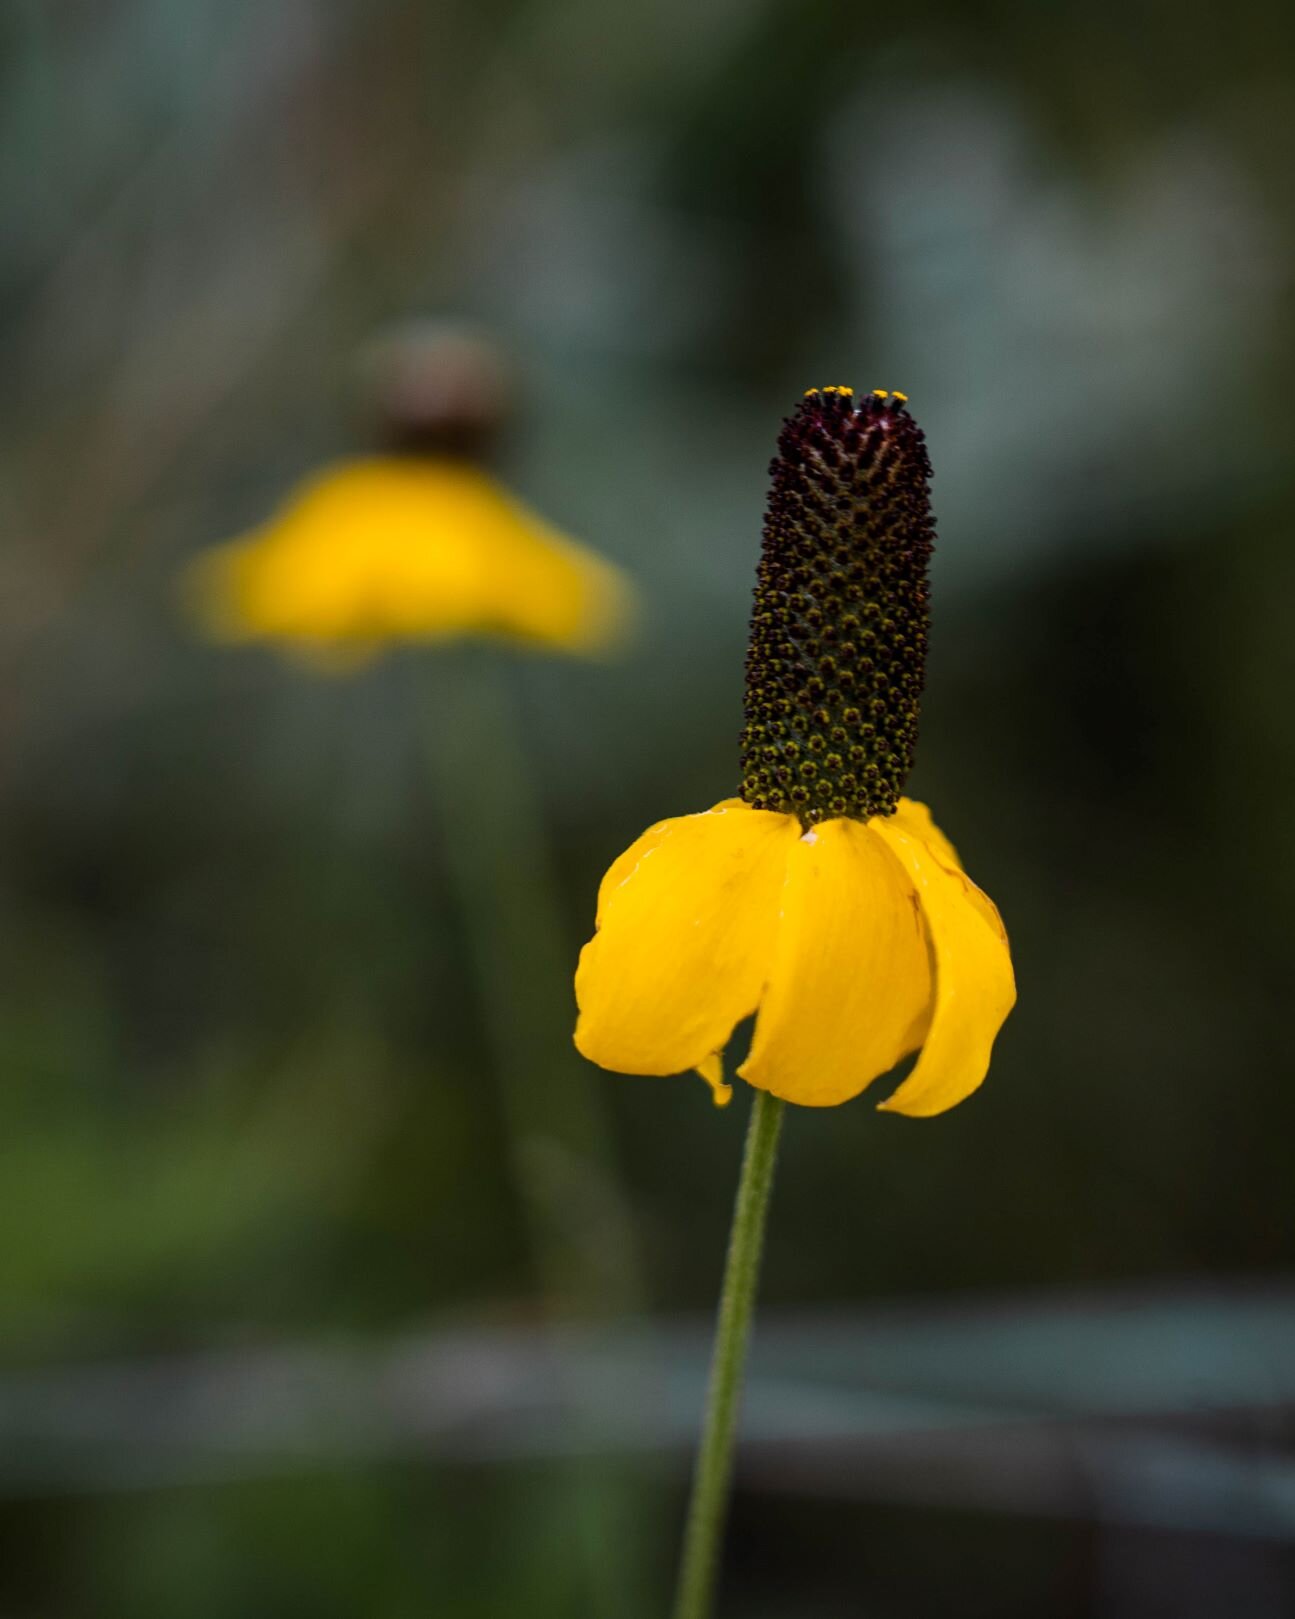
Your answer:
[739,387,933,824]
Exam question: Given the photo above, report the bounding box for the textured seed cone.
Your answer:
[738,388,934,824]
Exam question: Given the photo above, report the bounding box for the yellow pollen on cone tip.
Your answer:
[806,385,909,403]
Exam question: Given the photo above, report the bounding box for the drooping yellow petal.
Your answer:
[893,798,1008,944]
[870,817,1015,1117]
[738,819,932,1107]
[892,798,962,870]
[182,457,629,659]
[485,492,630,654]
[575,802,798,1078]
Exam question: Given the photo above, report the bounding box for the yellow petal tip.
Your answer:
[696,1053,733,1108]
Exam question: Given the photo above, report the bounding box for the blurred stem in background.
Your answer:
[672,1089,784,1619]
[419,648,654,1617]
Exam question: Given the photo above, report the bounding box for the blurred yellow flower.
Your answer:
[574,388,1015,1115]
[184,456,629,663]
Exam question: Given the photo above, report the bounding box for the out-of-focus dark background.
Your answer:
[3,3,1295,1615]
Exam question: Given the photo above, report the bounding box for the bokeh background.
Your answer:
[3,2,1295,1615]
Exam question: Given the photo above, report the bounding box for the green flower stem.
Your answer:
[673,1087,786,1619]
[420,650,642,1314]
[418,649,650,1618]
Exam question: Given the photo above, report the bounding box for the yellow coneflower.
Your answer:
[182,326,627,663]
[575,386,1014,1116]
[572,386,1017,1619]
[180,327,647,1610]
